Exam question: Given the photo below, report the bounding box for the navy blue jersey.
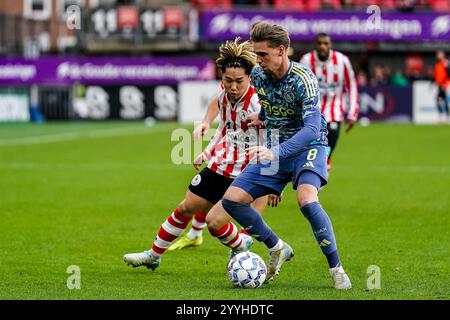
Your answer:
[251,61,328,150]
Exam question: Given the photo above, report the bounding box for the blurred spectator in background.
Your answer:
[405,54,425,81]
[434,50,450,124]
[357,70,368,86]
[396,0,416,12]
[371,64,390,86]
[391,69,410,87]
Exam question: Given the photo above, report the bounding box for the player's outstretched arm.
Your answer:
[195,108,225,168]
[192,153,207,171]
[193,96,220,140]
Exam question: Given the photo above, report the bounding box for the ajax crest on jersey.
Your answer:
[227,251,267,289]
[283,87,295,103]
[191,174,201,186]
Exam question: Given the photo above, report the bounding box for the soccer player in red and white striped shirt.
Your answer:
[300,33,359,171]
[169,82,283,250]
[123,39,276,271]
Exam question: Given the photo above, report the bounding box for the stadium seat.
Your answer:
[273,0,306,10]
[378,0,396,9]
[190,0,232,9]
[321,0,342,10]
[340,0,366,9]
[429,0,450,11]
[305,0,322,11]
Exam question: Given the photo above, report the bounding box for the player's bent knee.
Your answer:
[177,200,196,217]
[206,219,222,234]
[223,186,253,204]
[205,203,229,233]
[297,185,319,208]
[298,194,318,208]
[299,198,315,208]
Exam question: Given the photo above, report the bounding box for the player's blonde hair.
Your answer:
[250,21,290,49]
[215,38,256,75]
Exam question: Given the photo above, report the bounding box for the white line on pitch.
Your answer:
[0,162,190,170]
[0,163,449,173]
[0,126,161,147]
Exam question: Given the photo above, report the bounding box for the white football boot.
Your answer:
[329,265,352,290]
[123,250,161,270]
[265,242,294,283]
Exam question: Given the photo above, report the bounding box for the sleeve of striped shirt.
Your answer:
[202,94,225,160]
[203,120,225,160]
[342,55,359,121]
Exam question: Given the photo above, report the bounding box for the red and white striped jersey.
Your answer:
[300,50,359,122]
[203,84,261,179]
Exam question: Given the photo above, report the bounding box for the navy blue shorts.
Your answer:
[231,145,330,199]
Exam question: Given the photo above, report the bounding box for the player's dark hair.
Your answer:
[216,38,256,75]
[315,33,331,42]
[250,21,290,49]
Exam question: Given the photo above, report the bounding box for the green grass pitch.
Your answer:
[0,121,448,300]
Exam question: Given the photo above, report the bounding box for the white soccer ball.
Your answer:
[144,116,156,127]
[359,116,371,127]
[227,251,267,289]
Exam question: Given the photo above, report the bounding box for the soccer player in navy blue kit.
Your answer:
[206,21,351,289]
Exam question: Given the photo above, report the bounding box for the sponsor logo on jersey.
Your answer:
[261,100,295,117]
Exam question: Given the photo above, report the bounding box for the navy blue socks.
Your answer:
[222,198,280,249]
[301,201,340,268]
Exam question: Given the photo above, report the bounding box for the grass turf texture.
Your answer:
[0,121,449,300]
